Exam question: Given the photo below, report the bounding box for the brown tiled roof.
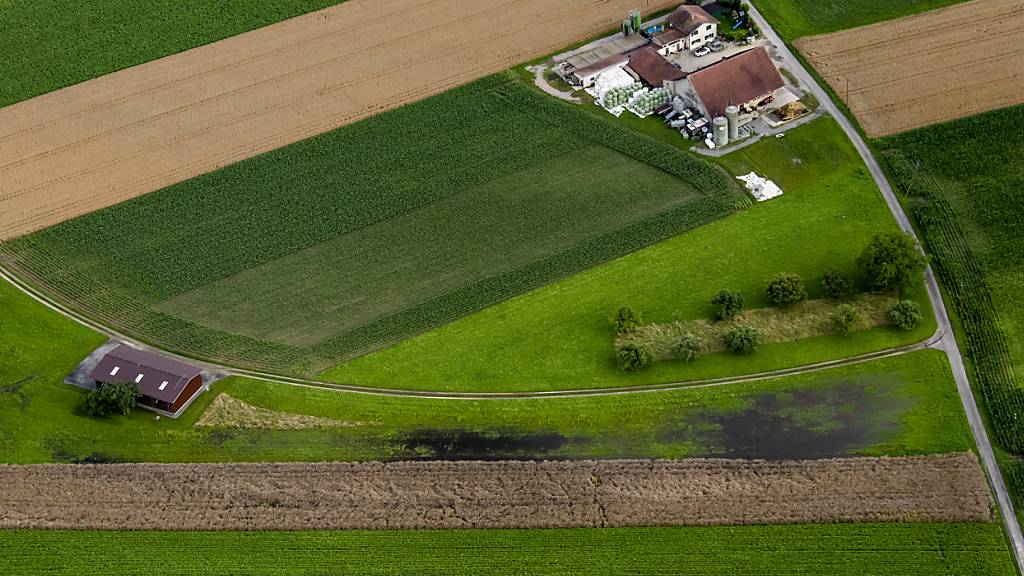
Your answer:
[687,47,784,117]
[628,46,686,86]
[652,28,686,47]
[90,344,203,404]
[668,5,718,35]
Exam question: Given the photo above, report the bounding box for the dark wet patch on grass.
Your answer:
[661,375,914,459]
[393,429,582,460]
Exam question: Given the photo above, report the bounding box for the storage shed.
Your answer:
[90,345,205,417]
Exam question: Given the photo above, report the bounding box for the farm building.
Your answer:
[569,54,632,88]
[557,33,650,87]
[675,46,784,118]
[655,5,718,55]
[627,46,687,93]
[90,345,206,417]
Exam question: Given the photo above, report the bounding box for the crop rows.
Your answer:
[1,523,1015,575]
[0,74,747,374]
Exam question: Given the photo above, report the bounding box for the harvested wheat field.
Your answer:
[796,0,1024,137]
[0,0,680,241]
[0,454,992,531]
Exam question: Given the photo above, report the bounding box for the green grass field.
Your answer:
[0,0,345,108]
[0,275,969,464]
[323,118,935,392]
[878,104,1024,499]
[1,523,1015,575]
[755,0,969,39]
[0,74,745,375]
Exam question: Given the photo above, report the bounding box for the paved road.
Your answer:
[745,2,1024,569]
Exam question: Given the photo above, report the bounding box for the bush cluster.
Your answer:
[616,342,654,371]
[711,289,744,320]
[858,232,927,291]
[672,333,704,362]
[888,300,922,331]
[766,273,806,306]
[832,304,862,334]
[724,326,759,354]
[611,307,641,334]
[821,269,852,300]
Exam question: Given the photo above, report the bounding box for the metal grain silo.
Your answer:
[725,105,739,140]
[713,116,729,147]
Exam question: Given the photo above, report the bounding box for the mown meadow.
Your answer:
[755,0,969,39]
[0,74,746,375]
[1,523,1015,575]
[0,277,970,464]
[324,118,935,391]
[878,103,1024,505]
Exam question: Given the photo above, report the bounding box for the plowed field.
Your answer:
[797,0,1024,137]
[0,0,679,240]
[0,454,992,530]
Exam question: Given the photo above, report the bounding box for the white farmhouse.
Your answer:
[652,5,718,55]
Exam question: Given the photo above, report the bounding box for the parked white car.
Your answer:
[693,46,711,57]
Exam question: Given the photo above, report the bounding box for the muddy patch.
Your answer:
[395,429,580,460]
[662,376,913,459]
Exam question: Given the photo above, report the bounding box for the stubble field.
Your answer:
[0,454,992,531]
[0,0,681,240]
[796,0,1024,137]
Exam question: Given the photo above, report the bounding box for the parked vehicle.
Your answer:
[709,40,725,52]
[693,46,711,57]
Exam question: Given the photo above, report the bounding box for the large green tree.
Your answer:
[81,382,139,418]
[858,232,927,291]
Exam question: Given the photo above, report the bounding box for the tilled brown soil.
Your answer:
[0,454,992,530]
[0,0,680,241]
[797,0,1024,137]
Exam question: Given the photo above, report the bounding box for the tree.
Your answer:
[724,326,759,354]
[832,304,862,334]
[712,289,744,320]
[672,333,704,362]
[858,232,927,291]
[888,300,922,331]
[821,269,853,300]
[616,342,654,371]
[81,382,139,418]
[611,307,641,334]
[766,273,806,306]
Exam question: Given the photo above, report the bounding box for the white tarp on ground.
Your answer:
[737,172,783,202]
[587,67,639,117]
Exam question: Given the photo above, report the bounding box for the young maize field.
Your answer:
[1,523,1015,575]
[0,75,746,375]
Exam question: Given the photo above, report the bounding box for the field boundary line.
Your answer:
[746,1,1024,570]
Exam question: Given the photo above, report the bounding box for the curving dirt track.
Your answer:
[797,0,1024,137]
[0,0,679,241]
[0,454,993,530]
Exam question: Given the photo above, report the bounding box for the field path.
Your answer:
[746,1,1024,570]
[0,0,679,240]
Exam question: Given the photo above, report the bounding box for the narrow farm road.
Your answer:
[745,1,1024,569]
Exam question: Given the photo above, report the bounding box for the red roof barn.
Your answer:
[90,345,205,417]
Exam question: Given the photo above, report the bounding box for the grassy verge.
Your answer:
[754,0,969,39]
[0,0,346,107]
[0,74,745,375]
[1,523,1015,576]
[322,117,935,392]
[0,261,969,463]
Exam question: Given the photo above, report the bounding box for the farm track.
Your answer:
[747,0,1024,570]
[0,0,683,240]
[0,455,993,531]
[795,0,1024,137]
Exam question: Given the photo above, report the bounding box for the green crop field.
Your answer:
[878,104,1024,500]
[0,275,969,464]
[324,118,935,392]
[0,74,746,375]
[1,523,1015,575]
[0,0,345,107]
[756,0,969,39]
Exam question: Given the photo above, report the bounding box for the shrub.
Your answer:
[766,273,806,306]
[858,232,927,291]
[821,269,852,300]
[672,333,704,362]
[616,342,654,371]
[81,382,139,418]
[711,289,744,320]
[724,326,759,354]
[832,304,862,334]
[888,300,922,331]
[611,307,641,334]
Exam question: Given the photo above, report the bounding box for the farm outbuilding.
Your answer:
[627,46,687,92]
[676,46,784,118]
[89,345,205,417]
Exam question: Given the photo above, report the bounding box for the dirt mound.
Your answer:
[0,0,680,240]
[797,0,1024,137]
[0,454,992,530]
